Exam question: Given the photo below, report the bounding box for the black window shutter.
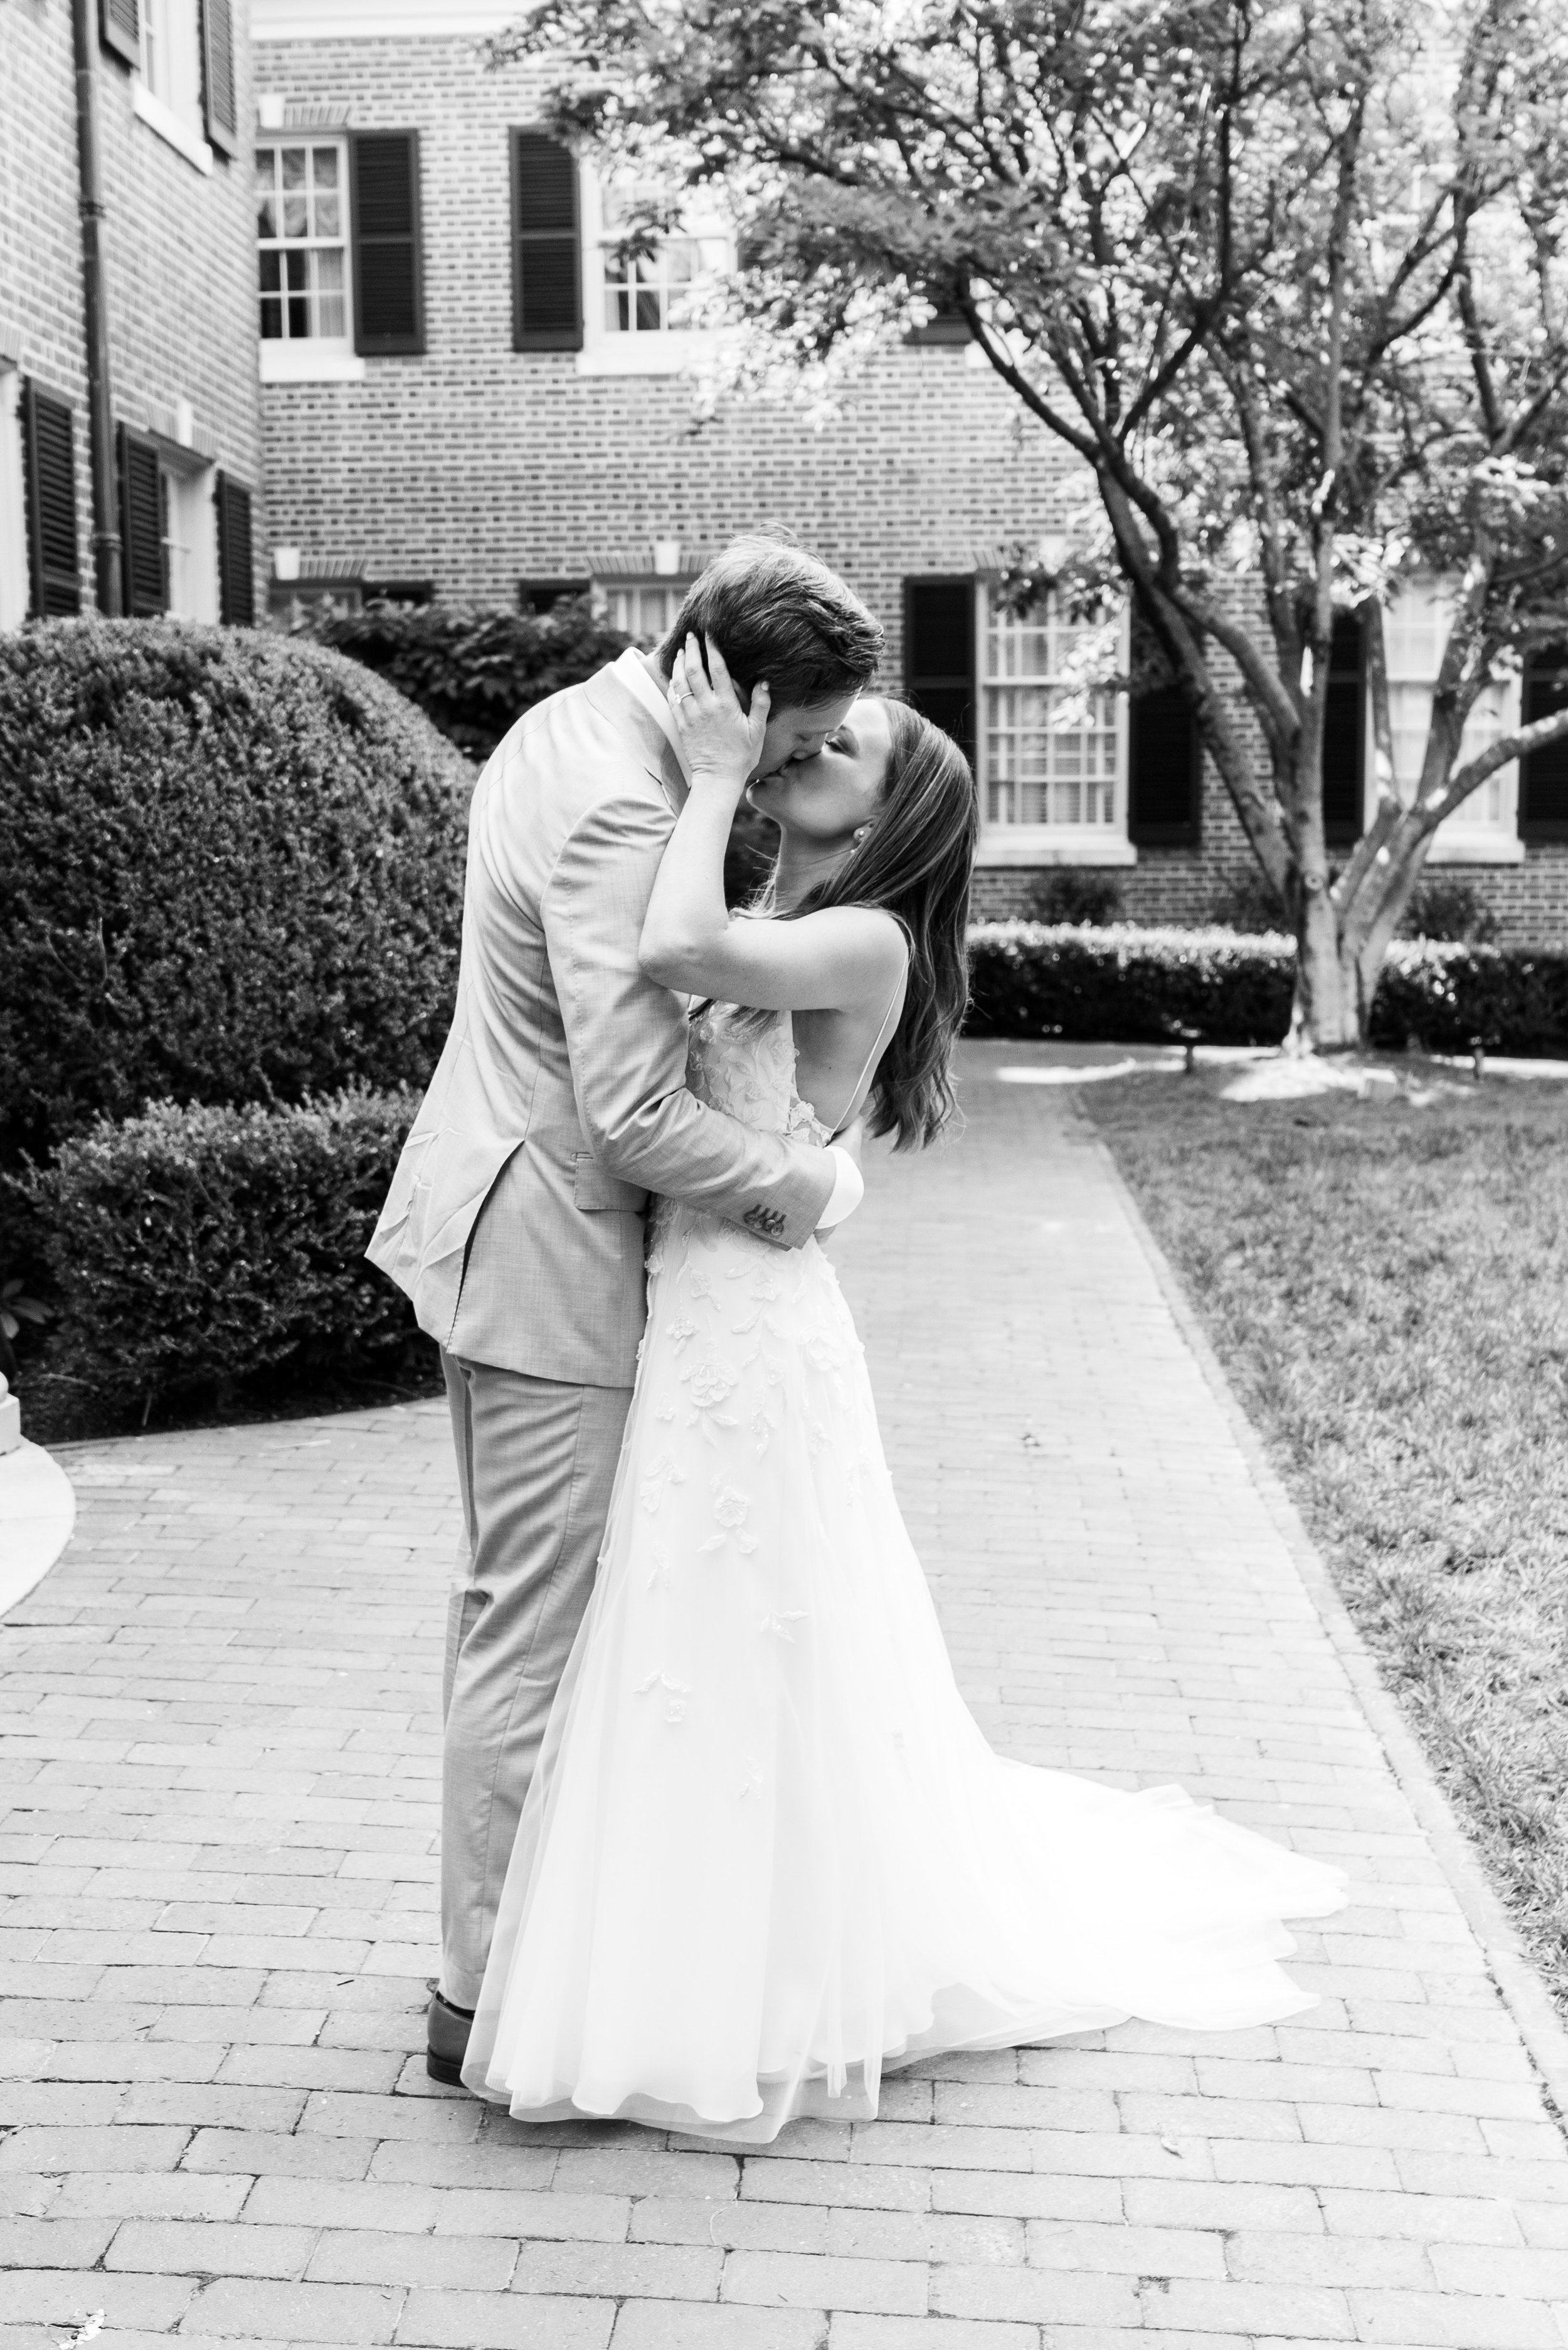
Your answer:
[98,0,139,69]
[215,472,255,625]
[21,383,82,618]
[903,578,977,771]
[511,130,582,352]
[118,425,167,617]
[1520,655,1568,842]
[351,132,425,356]
[1322,613,1365,845]
[907,296,972,347]
[1127,615,1200,847]
[200,0,239,157]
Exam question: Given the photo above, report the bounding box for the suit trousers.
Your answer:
[439,1348,634,2008]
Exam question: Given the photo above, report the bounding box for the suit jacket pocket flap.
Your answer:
[573,1154,650,1215]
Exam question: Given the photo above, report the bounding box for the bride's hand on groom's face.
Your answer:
[669,634,771,794]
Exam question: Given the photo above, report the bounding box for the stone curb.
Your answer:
[1082,1103,1568,2132]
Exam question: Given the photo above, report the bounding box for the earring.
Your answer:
[852,825,872,844]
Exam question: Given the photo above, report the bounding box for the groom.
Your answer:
[367,536,883,2082]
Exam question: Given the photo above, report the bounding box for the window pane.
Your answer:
[257,194,277,238]
[260,295,282,339]
[255,148,276,186]
[281,146,306,188]
[283,196,309,238]
[259,248,281,292]
[285,249,309,290]
[314,193,339,237]
[312,146,338,186]
[635,288,662,332]
[289,295,310,337]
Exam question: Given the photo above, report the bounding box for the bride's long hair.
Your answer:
[768,698,978,1151]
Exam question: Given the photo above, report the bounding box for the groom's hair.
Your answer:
[656,534,882,710]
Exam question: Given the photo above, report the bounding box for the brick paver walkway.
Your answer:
[6,1039,1568,2349]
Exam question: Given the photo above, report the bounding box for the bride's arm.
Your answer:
[638,637,904,1016]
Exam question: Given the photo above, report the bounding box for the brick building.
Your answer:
[1,0,263,630]
[14,0,1557,939]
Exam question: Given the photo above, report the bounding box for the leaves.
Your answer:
[0,622,471,1166]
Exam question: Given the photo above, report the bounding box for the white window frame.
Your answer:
[576,170,731,379]
[256,134,367,384]
[592,577,691,643]
[1373,575,1525,864]
[0,361,28,630]
[134,0,213,173]
[975,580,1136,867]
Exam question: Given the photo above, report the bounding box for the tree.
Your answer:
[492,0,1568,1049]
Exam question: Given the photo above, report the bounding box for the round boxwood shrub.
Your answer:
[0,620,472,1163]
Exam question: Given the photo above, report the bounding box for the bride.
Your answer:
[462,636,1346,2143]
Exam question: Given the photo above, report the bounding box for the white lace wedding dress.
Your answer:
[462,1003,1347,2142]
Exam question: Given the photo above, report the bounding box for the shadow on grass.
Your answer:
[1084,1074,1568,2010]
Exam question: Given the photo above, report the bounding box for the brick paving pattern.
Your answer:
[4,1037,1568,2347]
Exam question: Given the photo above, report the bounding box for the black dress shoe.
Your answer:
[426,1990,475,2086]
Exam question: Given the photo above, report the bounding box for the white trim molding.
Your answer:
[976,833,1139,868]
[132,78,214,174]
[253,0,521,35]
[260,346,367,383]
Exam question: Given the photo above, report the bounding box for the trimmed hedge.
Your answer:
[297,595,633,761]
[14,1087,419,1414]
[965,924,1568,1056]
[0,621,471,1164]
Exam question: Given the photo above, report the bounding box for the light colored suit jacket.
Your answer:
[366,660,836,1386]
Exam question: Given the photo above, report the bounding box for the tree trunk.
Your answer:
[1286,891,1366,1052]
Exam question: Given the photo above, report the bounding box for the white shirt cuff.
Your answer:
[817,1146,864,1229]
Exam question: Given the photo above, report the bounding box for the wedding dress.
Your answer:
[462,1003,1347,2143]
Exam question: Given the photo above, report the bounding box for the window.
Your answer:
[519,577,589,615]
[257,140,350,349]
[364,578,433,607]
[979,587,1125,838]
[511,130,581,352]
[904,579,976,771]
[21,383,82,618]
[125,0,220,174]
[1520,654,1568,842]
[598,581,684,641]
[216,473,254,623]
[1381,578,1523,860]
[576,170,729,374]
[598,181,701,336]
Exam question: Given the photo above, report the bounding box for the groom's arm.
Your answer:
[543,790,839,1248]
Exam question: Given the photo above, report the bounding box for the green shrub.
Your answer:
[966,924,1296,1045]
[0,620,472,1164]
[1203,869,1291,933]
[294,594,633,760]
[1024,870,1126,926]
[1400,877,1503,945]
[965,923,1568,1056]
[14,1088,420,1414]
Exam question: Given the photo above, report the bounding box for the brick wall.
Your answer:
[0,0,263,608]
[255,27,1568,948]
[252,32,1073,692]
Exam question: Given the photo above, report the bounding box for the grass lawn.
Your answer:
[1084,1069,1568,2007]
